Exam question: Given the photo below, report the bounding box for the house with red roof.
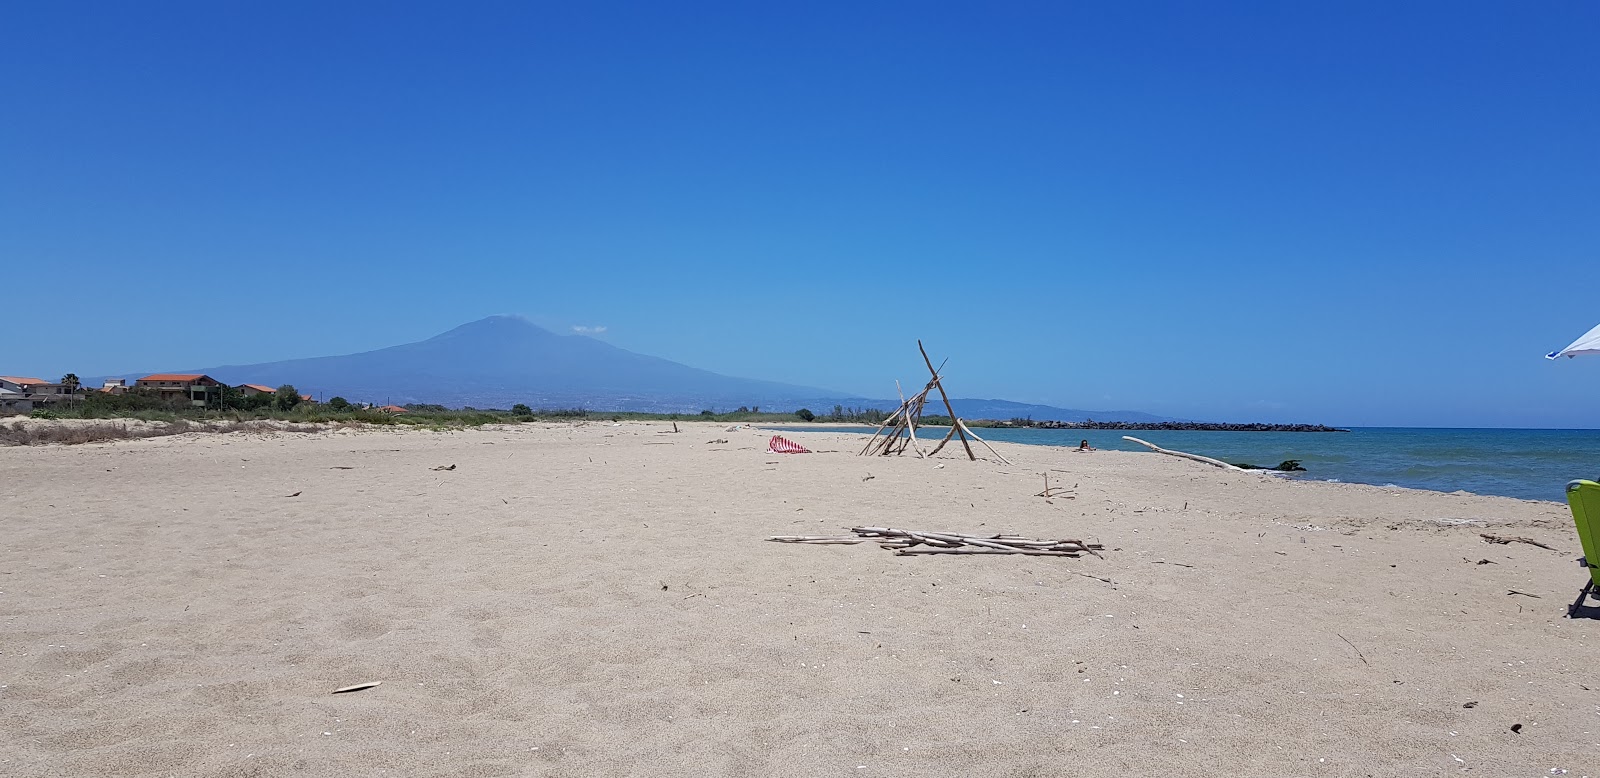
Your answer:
[237,384,276,396]
[0,376,50,394]
[1,376,74,413]
[1,376,49,413]
[136,374,223,407]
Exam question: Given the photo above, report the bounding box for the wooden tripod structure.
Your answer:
[859,341,1012,465]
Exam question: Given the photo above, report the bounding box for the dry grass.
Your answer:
[0,419,325,446]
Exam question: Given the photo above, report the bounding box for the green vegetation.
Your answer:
[12,394,909,433]
[274,384,301,411]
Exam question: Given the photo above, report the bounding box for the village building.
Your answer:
[0,382,34,413]
[0,376,75,412]
[0,376,50,394]
[237,384,277,396]
[135,374,223,407]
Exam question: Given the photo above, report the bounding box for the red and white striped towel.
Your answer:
[767,435,811,454]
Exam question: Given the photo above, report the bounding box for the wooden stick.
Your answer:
[896,547,1082,556]
[957,419,1012,465]
[767,536,866,544]
[852,527,1101,547]
[1480,533,1558,551]
[859,418,889,455]
[927,423,958,457]
[904,406,925,458]
[1336,633,1369,665]
[1122,436,1245,471]
[920,340,974,460]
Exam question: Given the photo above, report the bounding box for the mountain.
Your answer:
[112,316,836,411]
[99,315,1173,420]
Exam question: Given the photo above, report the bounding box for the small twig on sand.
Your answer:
[1507,589,1542,598]
[1337,633,1369,665]
[1480,533,1557,551]
[1035,473,1076,499]
[1152,561,1195,568]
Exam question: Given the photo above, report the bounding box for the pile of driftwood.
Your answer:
[860,340,1011,465]
[769,527,1104,558]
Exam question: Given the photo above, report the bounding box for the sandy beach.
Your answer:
[1,421,1593,777]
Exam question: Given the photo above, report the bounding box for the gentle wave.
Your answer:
[769,426,1599,502]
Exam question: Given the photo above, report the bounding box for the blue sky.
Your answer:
[3,2,1597,427]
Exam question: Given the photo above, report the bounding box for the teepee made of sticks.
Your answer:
[859,341,1011,465]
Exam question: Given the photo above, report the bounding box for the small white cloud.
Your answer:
[572,325,608,335]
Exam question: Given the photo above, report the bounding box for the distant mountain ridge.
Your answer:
[94,315,1174,421]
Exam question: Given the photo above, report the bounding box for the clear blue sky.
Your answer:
[4,2,1597,427]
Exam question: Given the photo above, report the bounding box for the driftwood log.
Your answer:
[1480,533,1558,551]
[769,527,1104,558]
[1122,436,1245,471]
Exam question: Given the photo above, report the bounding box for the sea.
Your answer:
[765,426,1600,503]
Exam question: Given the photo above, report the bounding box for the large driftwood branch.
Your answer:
[1122,436,1245,471]
[920,340,975,460]
[957,419,1013,465]
[897,380,926,458]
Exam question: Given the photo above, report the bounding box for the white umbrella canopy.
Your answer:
[1548,323,1600,359]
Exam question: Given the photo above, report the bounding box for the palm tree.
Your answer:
[60,373,80,393]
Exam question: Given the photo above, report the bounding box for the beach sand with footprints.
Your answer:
[0,421,1592,776]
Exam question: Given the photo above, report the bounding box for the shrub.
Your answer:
[795,408,815,422]
[327,396,352,411]
[511,403,532,416]
[274,385,301,411]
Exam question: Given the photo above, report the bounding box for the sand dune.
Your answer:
[0,422,1592,776]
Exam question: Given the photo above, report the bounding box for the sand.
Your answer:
[0,421,1594,776]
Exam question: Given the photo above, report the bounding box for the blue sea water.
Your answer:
[766,426,1600,503]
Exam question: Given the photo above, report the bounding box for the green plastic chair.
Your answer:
[1564,480,1600,615]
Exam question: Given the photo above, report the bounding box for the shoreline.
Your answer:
[3,420,1587,776]
[1,420,1587,775]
